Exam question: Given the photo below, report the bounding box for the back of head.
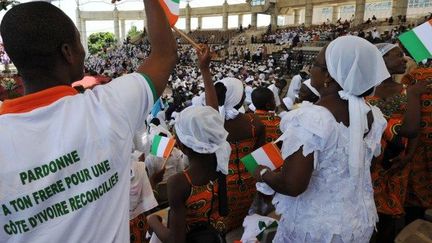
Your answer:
[325,36,390,96]
[174,106,229,158]
[252,87,275,111]
[1,2,78,72]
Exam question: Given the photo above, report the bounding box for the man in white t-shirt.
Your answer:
[286,70,309,101]
[0,1,176,243]
[244,77,254,105]
[267,79,287,108]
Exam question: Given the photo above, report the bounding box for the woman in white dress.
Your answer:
[253,36,389,242]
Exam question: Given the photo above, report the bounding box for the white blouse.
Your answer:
[270,102,386,243]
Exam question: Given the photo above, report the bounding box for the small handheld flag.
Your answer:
[399,20,432,62]
[240,143,284,175]
[159,0,179,27]
[151,135,176,159]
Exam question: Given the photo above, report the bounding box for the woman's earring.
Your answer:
[324,82,329,88]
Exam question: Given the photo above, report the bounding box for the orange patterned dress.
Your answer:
[402,67,432,208]
[367,88,410,216]
[224,114,258,232]
[183,171,226,233]
[130,214,150,243]
[255,110,282,143]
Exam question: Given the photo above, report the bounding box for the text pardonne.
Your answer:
[1,151,120,236]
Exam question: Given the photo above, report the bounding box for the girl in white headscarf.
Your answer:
[253,36,389,242]
[368,43,431,242]
[147,106,231,243]
[213,60,266,232]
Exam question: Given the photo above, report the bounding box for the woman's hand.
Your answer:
[253,165,271,182]
[196,44,211,70]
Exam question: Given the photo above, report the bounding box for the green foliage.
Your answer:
[127,25,142,39]
[0,0,20,11]
[87,32,116,55]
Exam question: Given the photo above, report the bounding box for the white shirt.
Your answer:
[372,30,380,39]
[286,74,303,101]
[267,84,281,107]
[266,103,386,243]
[129,161,157,220]
[244,85,254,105]
[0,73,155,243]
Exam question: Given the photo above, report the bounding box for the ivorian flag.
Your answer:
[159,0,179,27]
[150,135,176,158]
[240,143,284,174]
[399,20,432,62]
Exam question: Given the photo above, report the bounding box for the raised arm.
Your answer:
[196,44,219,110]
[137,0,178,97]
[147,173,188,243]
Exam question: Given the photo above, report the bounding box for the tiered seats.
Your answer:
[175,29,237,45]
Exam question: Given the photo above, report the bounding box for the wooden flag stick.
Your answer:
[172,26,201,50]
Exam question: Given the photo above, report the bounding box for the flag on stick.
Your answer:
[399,20,432,62]
[151,135,176,159]
[241,143,284,174]
[159,0,179,27]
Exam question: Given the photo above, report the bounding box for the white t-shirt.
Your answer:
[0,73,156,242]
[244,85,254,105]
[130,161,157,220]
[267,84,281,107]
[286,74,303,101]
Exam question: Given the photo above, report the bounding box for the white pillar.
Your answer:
[142,8,147,30]
[120,19,126,40]
[332,6,340,23]
[251,13,258,27]
[197,16,202,29]
[238,14,243,28]
[81,19,88,54]
[392,0,408,17]
[113,7,120,43]
[294,9,300,25]
[271,7,279,31]
[76,6,86,52]
[354,0,366,26]
[76,7,81,36]
[222,1,229,30]
[305,0,313,26]
[185,4,191,32]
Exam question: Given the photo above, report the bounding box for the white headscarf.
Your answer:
[215,77,244,120]
[303,79,320,98]
[325,36,390,179]
[174,106,231,175]
[375,43,398,56]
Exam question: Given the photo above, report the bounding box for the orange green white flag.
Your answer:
[240,143,284,174]
[159,0,179,27]
[399,20,432,62]
[150,135,176,159]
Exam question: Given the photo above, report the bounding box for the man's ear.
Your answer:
[61,43,74,64]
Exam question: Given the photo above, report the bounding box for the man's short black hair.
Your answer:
[150,118,161,126]
[0,1,78,71]
[252,87,274,111]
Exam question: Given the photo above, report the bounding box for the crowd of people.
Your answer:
[1,1,432,243]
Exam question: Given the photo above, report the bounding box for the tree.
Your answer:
[0,0,20,11]
[87,32,116,55]
[127,25,142,39]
